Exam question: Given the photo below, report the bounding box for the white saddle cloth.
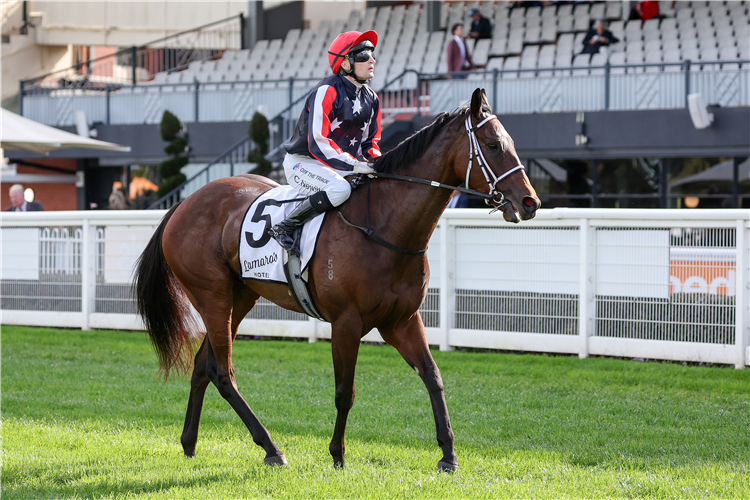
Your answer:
[238,185,325,283]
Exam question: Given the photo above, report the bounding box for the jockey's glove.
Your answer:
[353,161,376,174]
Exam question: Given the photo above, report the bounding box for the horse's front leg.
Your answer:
[329,313,364,469]
[380,312,458,472]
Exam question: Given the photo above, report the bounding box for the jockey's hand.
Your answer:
[353,161,376,174]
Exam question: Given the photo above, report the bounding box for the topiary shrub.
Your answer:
[247,111,272,177]
[157,110,189,199]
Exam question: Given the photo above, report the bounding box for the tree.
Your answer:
[157,110,189,199]
[247,112,272,177]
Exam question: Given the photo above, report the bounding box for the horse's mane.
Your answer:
[373,108,468,173]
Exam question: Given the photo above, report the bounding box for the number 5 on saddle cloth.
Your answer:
[238,185,326,319]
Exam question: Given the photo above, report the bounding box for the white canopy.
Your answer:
[0,109,131,154]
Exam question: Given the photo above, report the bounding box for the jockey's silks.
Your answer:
[285,74,382,171]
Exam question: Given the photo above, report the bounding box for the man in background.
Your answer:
[581,20,619,54]
[5,184,44,212]
[466,8,492,40]
[447,23,476,79]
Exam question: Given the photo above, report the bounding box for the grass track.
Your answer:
[2,325,749,499]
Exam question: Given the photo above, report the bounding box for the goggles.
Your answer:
[350,49,375,63]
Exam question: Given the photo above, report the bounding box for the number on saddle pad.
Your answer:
[245,199,284,248]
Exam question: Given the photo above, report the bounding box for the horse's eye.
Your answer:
[487,141,500,151]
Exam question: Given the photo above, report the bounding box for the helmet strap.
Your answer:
[341,55,370,85]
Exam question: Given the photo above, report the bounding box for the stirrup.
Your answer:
[269,224,302,255]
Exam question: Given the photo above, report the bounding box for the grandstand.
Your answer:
[142,1,749,89]
[7,1,750,211]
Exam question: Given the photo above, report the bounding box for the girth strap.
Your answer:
[337,211,427,256]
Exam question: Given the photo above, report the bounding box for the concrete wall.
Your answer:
[29,1,247,47]
[1,28,72,101]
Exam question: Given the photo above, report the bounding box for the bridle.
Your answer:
[365,111,525,211]
[339,111,528,255]
[464,113,525,209]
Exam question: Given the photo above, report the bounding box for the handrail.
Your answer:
[21,14,243,89]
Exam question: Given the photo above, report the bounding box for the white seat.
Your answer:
[624,20,642,41]
[541,5,556,20]
[681,48,700,63]
[644,50,662,72]
[698,34,717,49]
[680,37,699,52]
[557,4,573,17]
[663,49,682,72]
[490,37,508,56]
[700,47,719,64]
[521,45,539,60]
[626,51,644,72]
[574,32,586,48]
[590,52,607,75]
[661,18,678,31]
[486,57,504,71]
[524,25,541,44]
[573,15,590,32]
[609,51,626,74]
[554,52,572,74]
[506,30,523,54]
[590,3,605,20]
[502,56,520,78]
[519,56,537,77]
[537,54,554,75]
[539,45,556,60]
[626,40,644,55]
[558,15,574,32]
[540,23,557,43]
[571,53,590,75]
[695,17,714,33]
[526,5,542,21]
[473,39,491,66]
[643,19,660,33]
[676,9,693,24]
[661,27,679,42]
[717,36,737,50]
[663,39,680,52]
[719,46,739,61]
[604,2,621,19]
[694,6,711,19]
[557,33,575,48]
[645,40,662,53]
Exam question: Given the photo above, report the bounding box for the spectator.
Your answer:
[629,1,660,24]
[581,20,619,54]
[466,8,492,40]
[108,181,129,209]
[5,184,44,212]
[447,23,476,79]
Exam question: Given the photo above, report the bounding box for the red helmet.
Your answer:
[327,30,378,74]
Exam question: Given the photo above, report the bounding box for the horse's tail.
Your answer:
[134,201,198,379]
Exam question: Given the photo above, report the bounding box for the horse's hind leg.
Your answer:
[180,282,259,457]
[380,313,458,472]
[181,336,210,457]
[199,284,287,466]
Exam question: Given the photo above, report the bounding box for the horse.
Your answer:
[134,88,540,472]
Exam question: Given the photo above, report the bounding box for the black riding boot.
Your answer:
[269,191,333,254]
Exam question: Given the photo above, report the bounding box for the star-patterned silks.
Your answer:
[351,96,362,115]
[285,74,382,171]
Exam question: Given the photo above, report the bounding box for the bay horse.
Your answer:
[134,89,540,472]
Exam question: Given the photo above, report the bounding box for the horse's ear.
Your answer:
[480,88,492,112]
[471,88,491,117]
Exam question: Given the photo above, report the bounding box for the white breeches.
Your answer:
[283,154,353,207]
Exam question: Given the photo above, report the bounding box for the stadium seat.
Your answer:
[663,49,682,72]
[644,50,663,72]
[524,25,541,44]
[661,18,678,32]
[663,39,680,52]
[557,4,573,18]
[609,51,627,74]
[558,15,574,32]
[540,22,557,43]
[589,3,605,20]
[571,53,590,75]
[490,37,508,56]
[502,56,520,79]
[473,39,492,67]
[645,40,662,53]
[719,46,739,61]
[681,47,700,64]
[604,2,622,20]
[589,52,607,75]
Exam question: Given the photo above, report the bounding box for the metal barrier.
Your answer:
[2,208,748,368]
[20,62,749,126]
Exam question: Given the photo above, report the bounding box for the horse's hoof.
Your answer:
[264,455,288,467]
[437,461,458,473]
[183,448,196,458]
[333,459,344,470]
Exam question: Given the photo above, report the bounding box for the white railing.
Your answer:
[1,208,748,368]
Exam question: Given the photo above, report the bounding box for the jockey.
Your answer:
[269,30,381,252]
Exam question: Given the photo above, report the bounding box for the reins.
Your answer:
[338,112,526,255]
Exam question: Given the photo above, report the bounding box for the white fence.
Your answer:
[1,208,748,368]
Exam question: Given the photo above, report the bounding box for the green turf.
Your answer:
[2,325,749,499]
